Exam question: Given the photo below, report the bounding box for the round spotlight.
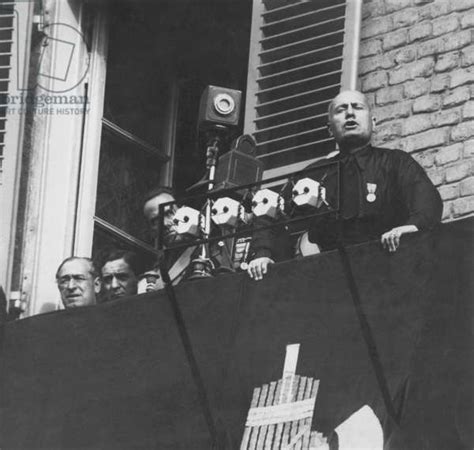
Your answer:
[214,93,235,116]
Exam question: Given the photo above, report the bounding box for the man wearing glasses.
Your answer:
[56,257,100,309]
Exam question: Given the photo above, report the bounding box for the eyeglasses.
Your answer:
[57,274,90,287]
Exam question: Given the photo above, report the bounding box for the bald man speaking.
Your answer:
[247,90,442,280]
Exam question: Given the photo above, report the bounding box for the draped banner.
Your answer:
[0,218,472,449]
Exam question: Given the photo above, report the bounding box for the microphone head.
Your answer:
[292,178,322,208]
[174,206,201,236]
[251,189,280,219]
[211,197,241,227]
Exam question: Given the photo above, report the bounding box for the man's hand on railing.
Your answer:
[247,257,275,281]
[381,225,418,253]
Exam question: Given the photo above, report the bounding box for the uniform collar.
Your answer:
[333,144,372,169]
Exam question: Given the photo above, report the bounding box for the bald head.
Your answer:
[327,90,376,152]
[328,90,370,114]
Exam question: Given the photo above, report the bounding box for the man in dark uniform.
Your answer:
[142,187,235,289]
[247,90,442,280]
[142,187,196,289]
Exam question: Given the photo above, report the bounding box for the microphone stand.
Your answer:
[188,126,228,280]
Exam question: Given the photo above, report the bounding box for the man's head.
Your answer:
[56,257,100,309]
[101,250,139,301]
[327,90,376,153]
[143,186,180,245]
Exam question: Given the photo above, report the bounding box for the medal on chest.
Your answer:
[366,183,377,203]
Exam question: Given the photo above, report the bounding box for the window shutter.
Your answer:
[0,1,32,292]
[0,2,15,185]
[244,0,362,180]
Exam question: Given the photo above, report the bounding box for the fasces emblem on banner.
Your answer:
[240,344,383,450]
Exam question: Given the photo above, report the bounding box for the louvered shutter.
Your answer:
[0,1,32,291]
[0,2,14,185]
[244,0,362,180]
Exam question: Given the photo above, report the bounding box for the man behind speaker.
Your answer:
[142,187,200,290]
[100,250,140,302]
[142,186,237,290]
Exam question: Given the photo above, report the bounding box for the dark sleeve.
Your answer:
[397,154,443,230]
[307,212,338,251]
[248,216,293,262]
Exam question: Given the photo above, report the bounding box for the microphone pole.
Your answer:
[189,126,228,280]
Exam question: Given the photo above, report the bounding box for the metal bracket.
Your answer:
[9,290,27,314]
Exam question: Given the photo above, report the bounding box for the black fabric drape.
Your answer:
[0,218,471,449]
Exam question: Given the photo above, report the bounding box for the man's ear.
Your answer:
[94,277,101,294]
[371,116,376,130]
[327,122,333,137]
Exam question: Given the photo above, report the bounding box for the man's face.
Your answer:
[327,90,376,151]
[143,193,179,245]
[101,258,138,301]
[57,259,100,308]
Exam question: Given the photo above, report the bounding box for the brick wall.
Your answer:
[360,0,474,221]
